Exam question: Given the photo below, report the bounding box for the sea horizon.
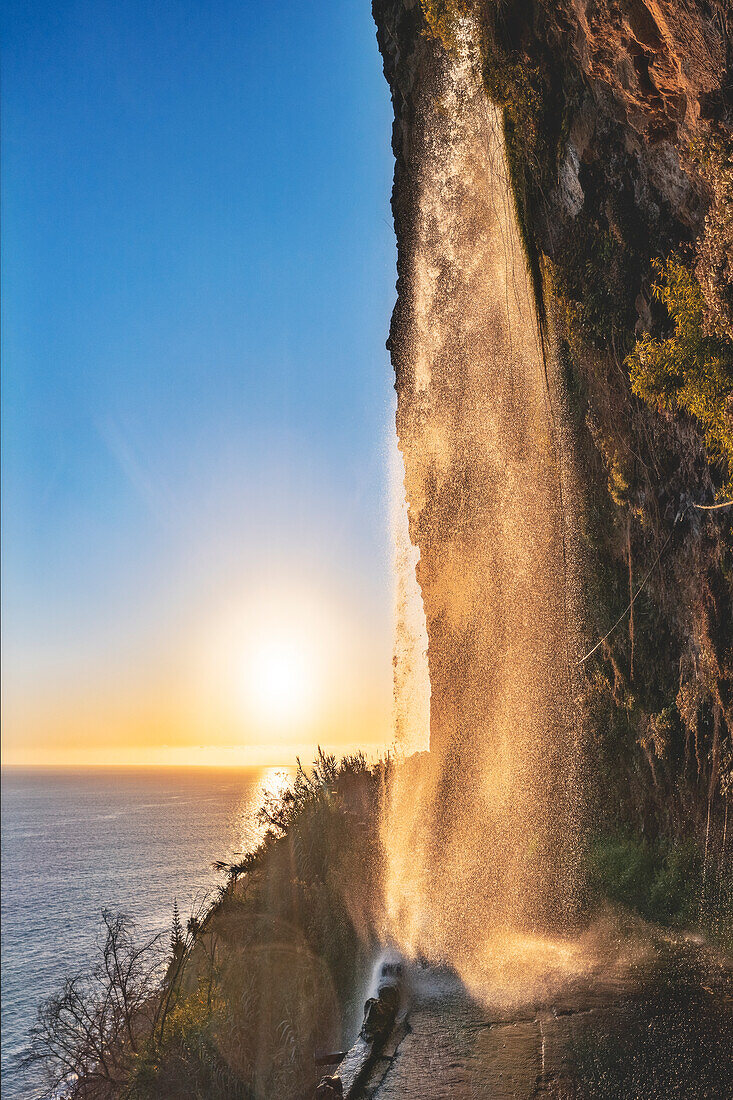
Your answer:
[1,761,297,771]
[1,746,387,773]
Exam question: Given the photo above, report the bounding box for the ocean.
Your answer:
[1,765,295,1100]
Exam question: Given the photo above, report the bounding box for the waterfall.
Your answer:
[390,430,431,758]
[381,15,583,1001]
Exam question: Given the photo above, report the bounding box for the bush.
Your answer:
[587,834,700,926]
[627,257,733,485]
[419,1,473,48]
[23,912,164,1100]
[26,753,385,1100]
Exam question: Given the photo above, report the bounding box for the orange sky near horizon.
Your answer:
[2,575,395,769]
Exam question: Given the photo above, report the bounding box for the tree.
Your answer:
[23,911,163,1099]
[627,257,733,485]
[170,900,184,959]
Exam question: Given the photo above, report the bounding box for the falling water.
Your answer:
[390,431,431,757]
[381,17,583,1001]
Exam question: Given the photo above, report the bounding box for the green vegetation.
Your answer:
[25,750,731,1098]
[587,834,700,927]
[627,257,733,485]
[419,1,472,48]
[585,829,732,953]
[551,223,649,350]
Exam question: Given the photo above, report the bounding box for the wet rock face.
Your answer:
[521,0,731,253]
[348,945,733,1100]
[534,0,733,348]
[362,961,403,1043]
[571,0,727,142]
[315,1074,343,1099]
[374,0,732,353]
[361,984,400,1042]
[492,1,732,788]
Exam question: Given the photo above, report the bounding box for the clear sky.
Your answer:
[2,0,398,765]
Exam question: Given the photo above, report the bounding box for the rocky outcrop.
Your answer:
[494,0,733,844]
[521,0,732,333]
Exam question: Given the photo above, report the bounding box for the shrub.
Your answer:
[419,1,473,48]
[627,257,733,485]
[26,753,385,1100]
[587,834,700,926]
[24,912,164,1100]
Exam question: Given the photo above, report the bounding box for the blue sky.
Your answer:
[2,0,398,763]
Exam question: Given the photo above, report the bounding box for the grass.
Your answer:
[585,831,733,952]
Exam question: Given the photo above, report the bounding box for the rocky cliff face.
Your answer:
[506,0,732,335]
[374,0,732,874]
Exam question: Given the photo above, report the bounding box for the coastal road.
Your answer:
[337,933,733,1099]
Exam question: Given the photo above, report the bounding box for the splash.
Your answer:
[381,17,583,998]
[389,431,431,757]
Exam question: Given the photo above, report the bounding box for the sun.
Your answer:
[239,632,318,731]
[205,586,348,746]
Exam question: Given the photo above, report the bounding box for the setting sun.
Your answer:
[240,633,318,730]
[190,578,393,761]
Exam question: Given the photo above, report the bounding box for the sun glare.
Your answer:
[240,632,318,730]
[198,582,387,755]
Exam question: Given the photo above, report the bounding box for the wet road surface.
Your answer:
[344,935,733,1099]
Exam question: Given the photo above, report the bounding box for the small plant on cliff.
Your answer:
[170,899,184,958]
[419,0,473,48]
[627,256,733,486]
[587,834,701,927]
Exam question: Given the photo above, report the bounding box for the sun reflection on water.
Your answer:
[229,766,295,856]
